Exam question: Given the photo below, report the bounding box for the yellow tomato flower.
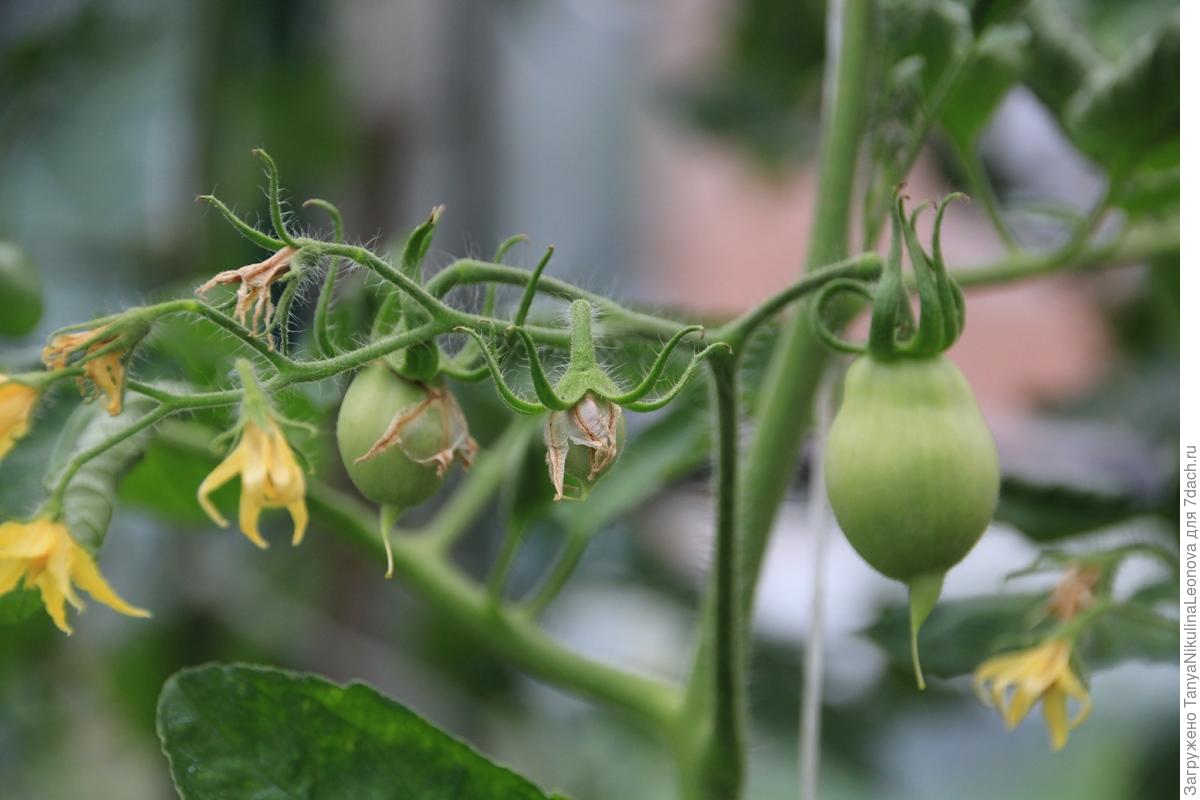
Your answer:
[974,639,1092,752]
[0,375,39,459]
[197,418,308,549]
[42,327,129,415]
[0,517,150,634]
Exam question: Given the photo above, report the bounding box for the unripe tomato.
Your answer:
[0,241,42,337]
[336,363,470,509]
[823,354,999,581]
[544,394,626,501]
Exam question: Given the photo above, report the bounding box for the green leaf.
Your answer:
[882,0,972,99]
[1022,0,1106,122]
[1082,605,1177,669]
[0,240,42,337]
[968,0,1029,33]
[994,476,1163,543]
[0,587,42,625]
[866,593,1041,679]
[59,395,158,551]
[157,664,563,800]
[1065,14,1179,177]
[940,22,1030,148]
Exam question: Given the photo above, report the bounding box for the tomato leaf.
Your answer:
[1065,14,1179,177]
[157,664,565,800]
[994,475,1167,543]
[865,593,1042,679]
[57,395,158,551]
[939,22,1030,148]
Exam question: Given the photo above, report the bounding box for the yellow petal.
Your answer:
[288,499,308,546]
[46,529,84,612]
[1042,686,1069,752]
[69,540,150,619]
[197,448,245,527]
[237,484,269,549]
[33,572,72,635]
[0,520,55,559]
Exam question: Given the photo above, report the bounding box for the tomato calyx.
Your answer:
[813,188,968,360]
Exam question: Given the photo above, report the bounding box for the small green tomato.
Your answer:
[544,394,626,501]
[336,362,476,509]
[824,354,999,582]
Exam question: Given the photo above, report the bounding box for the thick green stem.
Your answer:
[737,0,875,621]
[686,353,747,800]
[306,481,683,729]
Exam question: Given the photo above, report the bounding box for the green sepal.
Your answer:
[400,206,444,282]
[908,571,945,690]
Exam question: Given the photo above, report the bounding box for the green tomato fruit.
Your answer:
[824,354,999,582]
[544,395,626,500]
[0,241,42,337]
[337,363,471,509]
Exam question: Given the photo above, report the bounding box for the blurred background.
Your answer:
[0,1,1179,799]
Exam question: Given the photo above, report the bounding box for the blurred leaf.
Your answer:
[882,0,972,99]
[0,587,42,625]
[968,0,1030,32]
[1065,14,1179,177]
[940,22,1030,148]
[0,241,42,337]
[994,476,1165,543]
[1128,578,1177,607]
[672,0,825,168]
[866,593,1041,679]
[157,664,564,800]
[1082,604,1177,669]
[1022,0,1106,121]
[119,433,216,524]
[57,395,157,551]
[1113,167,1179,219]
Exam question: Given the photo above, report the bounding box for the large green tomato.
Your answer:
[824,354,999,582]
[336,363,466,509]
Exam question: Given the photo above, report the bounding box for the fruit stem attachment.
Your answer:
[907,572,945,690]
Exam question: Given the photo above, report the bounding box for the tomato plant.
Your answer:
[0,2,1179,799]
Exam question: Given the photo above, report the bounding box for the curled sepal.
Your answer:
[454,327,545,414]
[908,571,945,691]
[493,233,529,264]
[512,247,555,328]
[862,189,970,361]
[196,194,286,250]
[866,191,912,359]
[932,194,969,344]
[811,279,874,355]
[251,149,300,248]
[509,327,577,411]
[621,342,732,412]
[901,199,946,357]
[400,206,444,282]
[603,325,703,404]
[303,198,345,358]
